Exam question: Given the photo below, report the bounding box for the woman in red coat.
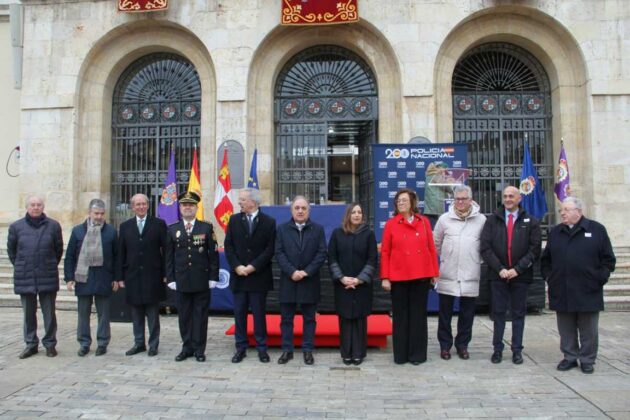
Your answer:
[381,188,439,364]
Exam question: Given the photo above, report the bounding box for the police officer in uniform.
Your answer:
[166,192,219,362]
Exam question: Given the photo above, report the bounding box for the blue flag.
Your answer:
[157,145,180,224]
[519,142,548,219]
[247,149,259,189]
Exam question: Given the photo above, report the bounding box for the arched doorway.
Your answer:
[111,53,202,226]
[274,45,378,221]
[452,42,554,229]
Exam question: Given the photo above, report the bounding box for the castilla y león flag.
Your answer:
[214,149,233,232]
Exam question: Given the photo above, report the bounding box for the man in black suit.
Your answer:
[275,196,327,365]
[117,193,168,357]
[166,192,219,362]
[224,188,276,363]
[480,186,541,365]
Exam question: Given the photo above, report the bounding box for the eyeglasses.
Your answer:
[454,197,470,202]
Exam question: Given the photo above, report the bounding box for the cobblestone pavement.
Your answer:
[0,307,628,419]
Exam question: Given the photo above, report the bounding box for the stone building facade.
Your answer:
[3,0,629,245]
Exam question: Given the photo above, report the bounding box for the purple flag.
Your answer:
[158,146,179,224]
[554,144,570,202]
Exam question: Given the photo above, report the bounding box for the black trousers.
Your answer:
[178,290,210,356]
[491,280,528,352]
[233,291,268,352]
[77,294,111,349]
[437,294,476,351]
[130,303,160,350]
[20,292,57,349]
[390,279,430,364]
[338,316,367,360]
[280,303,317,352]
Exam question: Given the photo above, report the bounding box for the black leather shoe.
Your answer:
[303,351,314,365]
[410,360,422,365]
[343,358,353,365]
[77,347,89,357]
[195,354,206,362]
[440,349,451,360]
[512,352,523,364]
[491,350,502,364]
[457,349,470,360]
[46,347,57,357]
[175,351,191,362]
[231,350,247,363]
[125,345,146,356]
[352,358,363,366]
[556,359,578,371]
[580,363,594,374]
[258,351,270,363]
[147,348,158,357]
[19,347,38,359]
[277,351,293,364]
[95,346,107,356]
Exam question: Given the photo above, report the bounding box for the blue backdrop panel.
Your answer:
[371,144,468,242]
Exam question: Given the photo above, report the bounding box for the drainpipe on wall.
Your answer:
[9,3,23,89]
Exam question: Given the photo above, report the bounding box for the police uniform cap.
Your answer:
[178,191,201,204]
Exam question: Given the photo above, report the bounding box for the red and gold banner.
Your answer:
[281,0,359,25]
[118,0,168,13]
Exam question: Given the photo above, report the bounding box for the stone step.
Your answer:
[604,284,630,297]
[0,293,77,310]
[603,295,630,311]
[0,283,75,297]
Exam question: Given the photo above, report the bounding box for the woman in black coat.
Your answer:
[328,203,377,365]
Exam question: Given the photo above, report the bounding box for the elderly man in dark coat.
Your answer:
[7,194,63,359]
[224,188,276,364]
[275,196,327,365]
[541,197,616,374]
[117,193,168,357]
[64,199,118,357]
[166,191,219,363]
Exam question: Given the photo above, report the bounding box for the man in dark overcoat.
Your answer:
[224,188,276,363]
[166,191,218,362]
[275,196,327,365]
[64,199,118,357]
[7,194,63,359]
[480,185,541,365]
[116,193,168,356]
[541,196,616,374]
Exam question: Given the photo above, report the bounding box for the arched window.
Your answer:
[111,53,201,225]
[274,45,378,221]
[452,43,553,228]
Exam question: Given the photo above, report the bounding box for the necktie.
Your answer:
[247,214,253,235]
[507,213,514,267]
[137,218,144,234]
[298,224,304,247]
[186,222,193,235]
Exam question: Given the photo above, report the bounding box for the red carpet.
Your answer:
[225,314,392,348]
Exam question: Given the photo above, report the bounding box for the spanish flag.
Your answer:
[187,146,204,220]
[213,149,233,232]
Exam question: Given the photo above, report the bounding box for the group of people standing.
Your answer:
[8,184,615,373]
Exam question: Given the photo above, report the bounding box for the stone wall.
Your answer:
[7,0,629,245]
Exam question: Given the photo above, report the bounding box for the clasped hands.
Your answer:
[341,276,361,289]
[235,265,256,276]
[291,270,308,282]
[499,268,518,281]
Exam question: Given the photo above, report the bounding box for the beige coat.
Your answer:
[433,202,486,297]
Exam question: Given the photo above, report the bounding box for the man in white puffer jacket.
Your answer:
[432,185,486,361]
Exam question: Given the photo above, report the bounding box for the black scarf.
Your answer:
[25,213,46,228]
